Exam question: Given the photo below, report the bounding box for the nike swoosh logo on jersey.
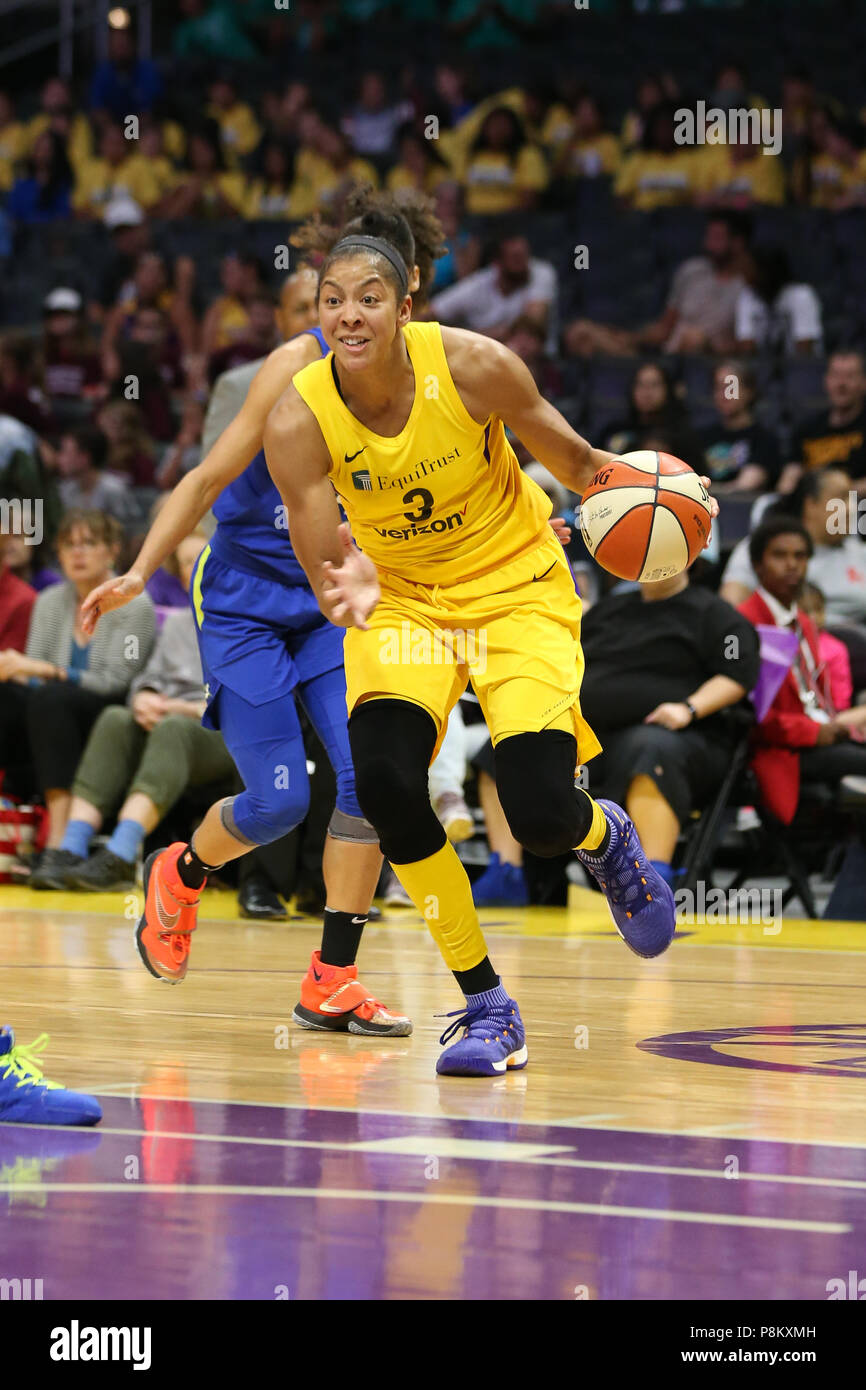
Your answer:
[532,562,556,582]
[344,447,367,463]
[154,876,181,932]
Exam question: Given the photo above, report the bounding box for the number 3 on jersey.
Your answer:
[403,488,434,522]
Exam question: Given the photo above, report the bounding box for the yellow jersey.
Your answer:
[292,321,552,588]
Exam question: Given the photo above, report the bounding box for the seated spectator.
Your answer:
[201,252,266,358]
[738,517,866,824]
[121,118,179,207]
[103,250,197,358]
[207,290,277,383]
[2,532,61,593]
[92,196,151,319]
[0,88,27,193]
[614,100,700,211]
[735,247,823,357]
[56,426,135,526]
[95,400,156,489]
[565,210,750,357]
[386,126,452,195]
[0,334,54,436]
[43,535,236,890]
[309,126,380,213]
[694,133,785,208]
[0,412,61,547]
[580,567,759,884]
[779,350,866,493]
[459,107,548,217]
[25,77,92,174]
[428,181,480,294]
[41,288,102,404]
[156,120,246,220]
[551,91,620,180]
[0,510,154,858]
[5,129,73,223]
[822,118,866,209]
[432,232,557,350]
[172,0,259,60]
[245,138,300,219]
[800,582,854,712]
[73,120,165,217]
[89,22,162,122]
[206,74,261,168]
[699,360,782,492]
[602,361,701,463]
[106,316,182,443]
[808,106,857,209]
[620,73,666,152]
[0,532,36,653]
[502,317,562,399]
[720,469,866,624]
[341,71,412,160]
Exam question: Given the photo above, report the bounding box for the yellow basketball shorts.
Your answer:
[344,534,602,766]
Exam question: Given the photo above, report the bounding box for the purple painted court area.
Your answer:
[1,1099,864,1300]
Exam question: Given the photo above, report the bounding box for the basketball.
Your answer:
[579,450,713,582]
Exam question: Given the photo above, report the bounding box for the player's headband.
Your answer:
[329,235,410,297]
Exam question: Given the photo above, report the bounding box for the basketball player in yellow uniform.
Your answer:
[265,195,718,1076]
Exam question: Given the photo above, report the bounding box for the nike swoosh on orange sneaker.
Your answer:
[154,877,181,931]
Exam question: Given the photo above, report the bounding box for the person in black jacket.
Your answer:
[580,569,760,884]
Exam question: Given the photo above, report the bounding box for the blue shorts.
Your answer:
[191,545,345,732]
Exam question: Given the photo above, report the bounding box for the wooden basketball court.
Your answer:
[2,884,865,1300]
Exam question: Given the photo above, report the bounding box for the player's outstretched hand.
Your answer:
[321,523,380,630]
[80,571,145,635]
[550,516,572,546]
[699,475,719,547]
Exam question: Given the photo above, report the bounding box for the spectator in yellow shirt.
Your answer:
[552,92,620,180]
[201,252,266,357]
[807,106,849,208]
[615,101,699,211]
[73,121,165,217]
[155,121,247,220]
[103,250,198,359]
[694,141,785,207]
[122,117,178,207]
[245,138,302,219]
[291,114,378,219]
[819,115,866,209]
[386,126,452,195]
[460,106,548,216]
[0,90,28,192]
[26,78,92,173]
[206,76,261,169]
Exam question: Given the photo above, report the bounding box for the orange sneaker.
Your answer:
[293,950,412,1036]
[135,844,203,985]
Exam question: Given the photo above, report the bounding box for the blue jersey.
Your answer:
[209,326,329,586]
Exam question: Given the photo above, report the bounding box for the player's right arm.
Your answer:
[264,385,380,629]
[80,336,320,633]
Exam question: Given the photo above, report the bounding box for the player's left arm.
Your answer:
[443,327,718,522]
[443,327,609,494]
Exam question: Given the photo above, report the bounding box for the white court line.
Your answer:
[43,1125,866,1192]
[85,1092,866,1149]
[8,1181,849,1232]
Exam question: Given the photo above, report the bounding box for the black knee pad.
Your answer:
[495,730,592,857]
[348,699,446,863]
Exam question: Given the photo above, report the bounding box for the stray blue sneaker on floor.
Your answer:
[471,853,529,907]
[0,1027,102,1126]
[436,983,528,1076]
[575,799,676,959]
